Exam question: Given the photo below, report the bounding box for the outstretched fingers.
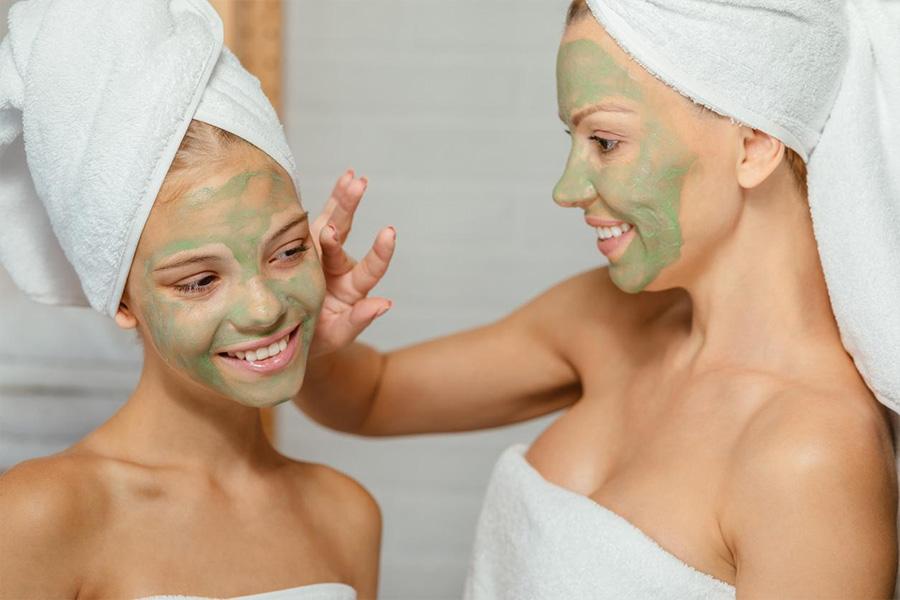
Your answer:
[329,172,367,242]
[350,226,396,298]
[319,223,356,277]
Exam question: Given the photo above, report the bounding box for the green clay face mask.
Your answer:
[134,169,325,408]
[555,38,697,293]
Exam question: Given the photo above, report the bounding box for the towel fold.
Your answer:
[0,0,298,317]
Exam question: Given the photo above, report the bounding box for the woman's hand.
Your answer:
[308,169,395,358]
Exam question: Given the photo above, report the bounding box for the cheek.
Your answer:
[142,292,227,369]
[272,260,326,314]
[679,160,743,246]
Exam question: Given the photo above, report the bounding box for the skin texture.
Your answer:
[295,13,898,600]
[135,169,324,408]
[555,38,697,292]
[0,146,383,599]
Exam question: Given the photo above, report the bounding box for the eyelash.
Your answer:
[589,135,620,154]
[173,274,218,296]
[270,241,310,264]
[564,129,621,154]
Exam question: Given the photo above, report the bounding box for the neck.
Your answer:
[680,172,846,374]
[92,353,282,478]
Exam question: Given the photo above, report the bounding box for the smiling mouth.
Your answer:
[216,324,300,365]
[596,223,633,241]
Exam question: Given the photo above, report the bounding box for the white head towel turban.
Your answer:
[583,0,900,413]
[0,0,298,317]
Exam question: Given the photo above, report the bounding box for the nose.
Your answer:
[233,277,285,331]
[553,146,598,209]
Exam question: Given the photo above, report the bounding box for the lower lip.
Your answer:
[597,228,636,259]
[215,325,302,377]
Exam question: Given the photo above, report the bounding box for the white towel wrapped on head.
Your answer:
[0,0,298,317]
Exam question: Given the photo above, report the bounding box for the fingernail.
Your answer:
[328,224,338,241]
[361,176,369,188]
[388,226,397,241]
[375,304,391,318]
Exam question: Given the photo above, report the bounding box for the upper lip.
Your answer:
[215,324,299,355]
[585,215,630,228]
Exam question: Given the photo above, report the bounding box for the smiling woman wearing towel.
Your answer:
[0,0,393,598]
[297,0,900,597]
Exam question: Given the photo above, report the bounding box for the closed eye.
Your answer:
[173,273,218,296]
[269,240,310,265]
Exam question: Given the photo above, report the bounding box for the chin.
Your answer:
[220,374,306,409]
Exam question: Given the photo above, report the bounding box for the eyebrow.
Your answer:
[154,254,223,273]
[567,102,635,128]
[154,213,309,273]
[266,212,309,246]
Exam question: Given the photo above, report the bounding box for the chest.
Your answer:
[526,370,750,585]
[78,488,343,599]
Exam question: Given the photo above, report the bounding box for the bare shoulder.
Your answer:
[732,384,894,493]
[297,461,380,525]
[723,384,897,596]
[511,267,686,338]
[0,452,109,596]
[283,460,381,595]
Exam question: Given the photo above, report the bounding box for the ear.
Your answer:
[114,297,138,330]
[736,128,785,190]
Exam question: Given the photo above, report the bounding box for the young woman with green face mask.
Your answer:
[0,1,395,597]
[0,121,388,599]
[297,0,900,597]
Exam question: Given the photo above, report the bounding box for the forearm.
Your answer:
[295,342,384,433]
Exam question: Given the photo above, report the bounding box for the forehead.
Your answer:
[558,18,678,114]
[141,165,304,253]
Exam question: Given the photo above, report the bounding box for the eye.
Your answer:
[589,135,620,153]
[173,274,218,296]
[270,240,310,265]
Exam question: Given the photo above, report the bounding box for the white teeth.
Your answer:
[597,224,633,241]
[225,332,292,363]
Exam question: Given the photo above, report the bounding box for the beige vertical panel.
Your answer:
[208,0,283,442]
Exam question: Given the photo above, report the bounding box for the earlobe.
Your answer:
[114,301,138,330]
[736,128,785,190]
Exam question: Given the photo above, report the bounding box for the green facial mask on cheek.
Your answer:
[555,39,697,293]
[139,170,325,407]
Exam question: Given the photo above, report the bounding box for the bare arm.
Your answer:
[297,282,584,435]
[297,171,625,436]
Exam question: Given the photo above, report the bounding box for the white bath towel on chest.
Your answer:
[465,445,735,600]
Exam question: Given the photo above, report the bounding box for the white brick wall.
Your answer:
[279,2,597,598]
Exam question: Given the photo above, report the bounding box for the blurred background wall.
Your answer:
[0,1,598,597]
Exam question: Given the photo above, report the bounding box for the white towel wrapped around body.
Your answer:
[465,445,736,600]
[0,0,297,317]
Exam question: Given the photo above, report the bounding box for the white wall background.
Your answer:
[0,1,600,598]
